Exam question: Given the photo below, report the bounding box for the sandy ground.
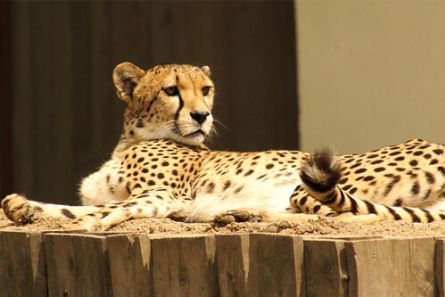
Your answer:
[2,210,445,238]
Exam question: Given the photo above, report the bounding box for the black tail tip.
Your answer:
[299,149,341,193]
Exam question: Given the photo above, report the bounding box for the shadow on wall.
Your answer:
[1,1,299,204]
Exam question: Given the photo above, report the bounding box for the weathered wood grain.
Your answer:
[0,230,47,297]
[436,238,445,296]
[304,239,348,297]
[215,234,249,297]
[44,233,111,297]
[107,234,152,297]
[0,230,442,297]
[247,234,305,297]
[150,234,218,297]
[345,237,435,297]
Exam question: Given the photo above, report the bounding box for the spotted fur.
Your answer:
[300,140,445,223]
[2,62,445,231]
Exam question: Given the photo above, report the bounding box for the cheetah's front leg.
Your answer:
[63,188,190,231]
[2,193,100,224]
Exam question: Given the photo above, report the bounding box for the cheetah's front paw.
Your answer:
[1,194,35,224]
[214,209,263,225]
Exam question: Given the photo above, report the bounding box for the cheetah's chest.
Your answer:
[122,140,204,198]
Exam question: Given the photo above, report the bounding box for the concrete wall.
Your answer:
[295,0,445,154]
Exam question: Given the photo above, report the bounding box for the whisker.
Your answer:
[213,119,229,132]
[205,126,219,144]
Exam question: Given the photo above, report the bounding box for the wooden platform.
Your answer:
[0,230,442,297]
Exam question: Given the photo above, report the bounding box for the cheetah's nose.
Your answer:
[190,112,210,124]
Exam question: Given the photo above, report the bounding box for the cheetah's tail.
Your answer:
[299,149,341,197]
[299,150,445,223]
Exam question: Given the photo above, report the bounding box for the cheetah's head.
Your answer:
[113,62,214,146]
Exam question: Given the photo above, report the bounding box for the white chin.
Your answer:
[173,132,206,146]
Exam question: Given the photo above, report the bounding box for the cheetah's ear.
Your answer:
[201,65,211,77]
[113,62,146,103]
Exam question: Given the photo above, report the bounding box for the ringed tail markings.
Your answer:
[299,149,445,224]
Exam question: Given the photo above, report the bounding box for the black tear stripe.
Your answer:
[173,76,184,134]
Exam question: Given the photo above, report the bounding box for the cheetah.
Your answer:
[2,62,445,231]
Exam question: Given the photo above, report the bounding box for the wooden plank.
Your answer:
[215,234,249,297]
[436,238,445,297]
[44,233,111,297]
[247,234,305,297]
[0,230,47,297]
[345,237,435,297]
[303,239,348,297]
[107,234,152,297]
[150,234,218,297]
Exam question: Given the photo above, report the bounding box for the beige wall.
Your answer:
[295,0,445,154]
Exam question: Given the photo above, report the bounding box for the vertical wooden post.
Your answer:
[303,239,348,297]
[247,234,305,297]
[215,234,250,297]
[0,231,47,297]
[345,237,435,296]
[107,234,152,297]
[436,238,445,296]
[44,233,112,297]
[150,235,218,297]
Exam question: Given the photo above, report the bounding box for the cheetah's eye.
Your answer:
[163,86,179,96]
[202,86,211,96]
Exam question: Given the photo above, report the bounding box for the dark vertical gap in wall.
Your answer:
[292,0,300,149]
[0,0,13,198]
